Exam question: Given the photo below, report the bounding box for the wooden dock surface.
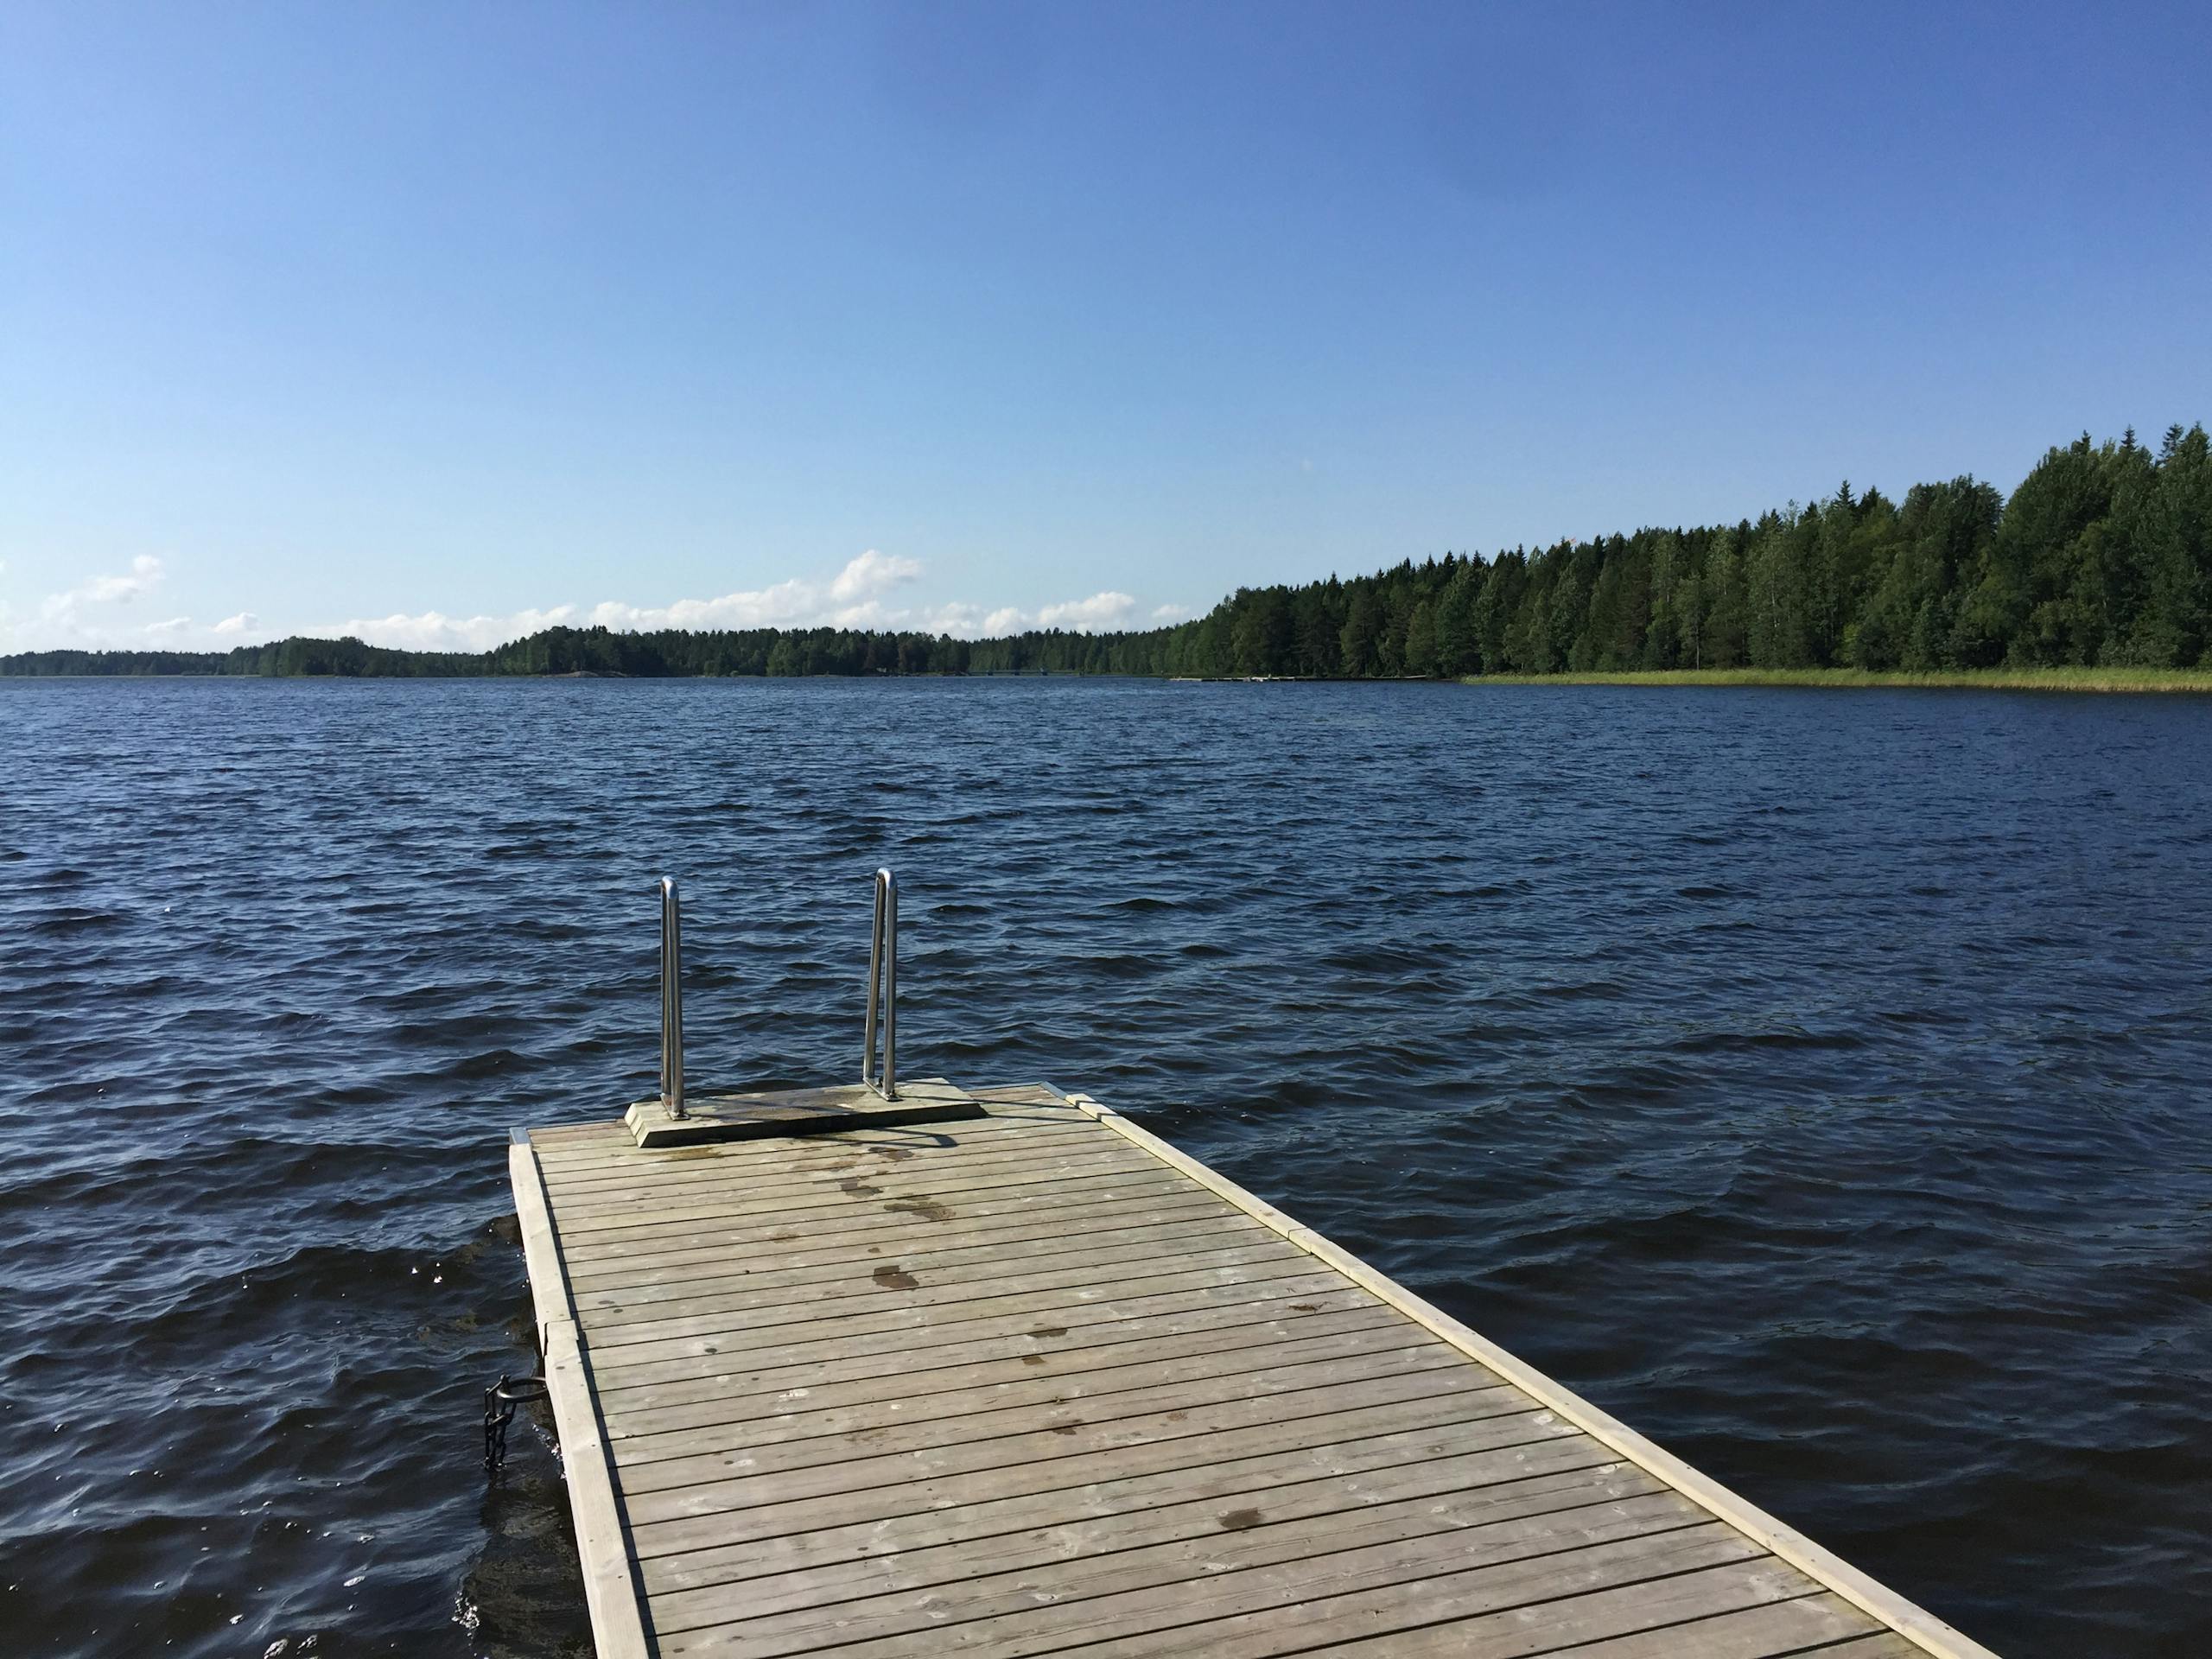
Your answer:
[510,1083,1998,1659]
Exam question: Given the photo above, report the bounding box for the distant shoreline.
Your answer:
[13,665,2212,693]
[1458,666,2212,694]
[10,421,2210,688]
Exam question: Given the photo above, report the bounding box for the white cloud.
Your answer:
[829,548,922,602]
[7,555,205,647]
[41,554,165,626]
[315,550,914,652]
[930,591,1145,639]
[1038,591,1137,630]
[566,550,919,637]
[84,555,165,604]
[318,605,581,653]
[915,601,987,634]
[1152,602,1189,621]
[3,546,1188,656]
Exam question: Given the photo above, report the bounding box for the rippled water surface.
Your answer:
[3,677,2209,1657]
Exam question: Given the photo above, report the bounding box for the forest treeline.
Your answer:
[0,625,1144,678]
[7,423,2205,681]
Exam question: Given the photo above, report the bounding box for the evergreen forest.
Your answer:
[7,424,2206,681]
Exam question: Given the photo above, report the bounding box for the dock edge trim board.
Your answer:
[509,1128,654,1659]
[1043,1085,1999,1659]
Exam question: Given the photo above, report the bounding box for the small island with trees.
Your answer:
[7,423,2207,690]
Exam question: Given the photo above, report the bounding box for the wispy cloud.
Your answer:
[966,592,1141,636]
[321,560,1154,650]
[4,554,190,649]
[40,554,165,626]
[321,550,933,651]
[322,604,583,654]
[1038,591,1136,629]
[5,549,1178,654]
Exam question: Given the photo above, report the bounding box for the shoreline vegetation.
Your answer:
[1459,665,2212,693]
[7,423,2207,687]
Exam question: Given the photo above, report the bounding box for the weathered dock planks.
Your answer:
[510,1083,1998,1659]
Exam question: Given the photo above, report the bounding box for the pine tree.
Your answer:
[1402,599,1439,676]
[1339,589,1381,677]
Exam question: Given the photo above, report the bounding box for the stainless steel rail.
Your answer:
[656,868,896,1110]
[659,875,685,1120]
[862,867,898,1099]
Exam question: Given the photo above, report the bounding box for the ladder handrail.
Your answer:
[655,868,897,1111]
[862,868,898,1099]
[659,876,685,1120]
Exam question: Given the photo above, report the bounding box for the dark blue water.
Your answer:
[2,677,2208,1657]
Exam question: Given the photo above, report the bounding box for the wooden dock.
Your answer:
[509,1081,1999,1659]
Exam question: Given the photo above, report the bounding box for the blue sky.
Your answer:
[3,1,2207,652]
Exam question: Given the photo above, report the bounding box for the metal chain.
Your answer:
[482,1373,550,1474]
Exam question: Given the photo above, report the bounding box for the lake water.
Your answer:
[2,677,2209,1657]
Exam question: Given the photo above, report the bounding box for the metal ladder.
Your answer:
[657,868,899,1122]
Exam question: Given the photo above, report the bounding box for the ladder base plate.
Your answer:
[623,1078,984,1148]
